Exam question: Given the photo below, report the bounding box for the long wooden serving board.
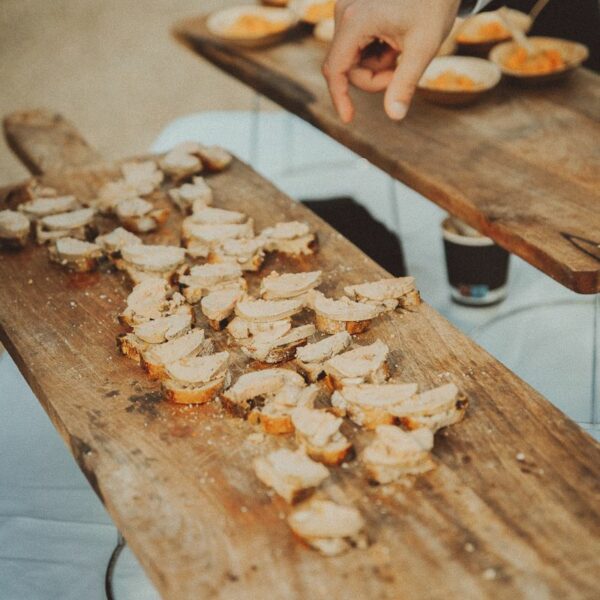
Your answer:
[1,110,599,600]
[175,17,600,295]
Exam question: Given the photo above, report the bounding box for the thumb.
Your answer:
[383,36,436,121]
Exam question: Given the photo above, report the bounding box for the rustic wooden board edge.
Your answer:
[173,17,600,295]
[4,109,104,176]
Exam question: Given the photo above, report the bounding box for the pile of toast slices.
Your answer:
[2,139,468,557]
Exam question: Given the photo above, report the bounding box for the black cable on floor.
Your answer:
[105,531,126,600]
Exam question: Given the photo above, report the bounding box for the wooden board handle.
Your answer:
[3,109,102,175]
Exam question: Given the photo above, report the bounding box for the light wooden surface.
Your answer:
[1,110,599,600]
[176,18,600,294]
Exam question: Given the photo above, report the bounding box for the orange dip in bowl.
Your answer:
[503,47,565,74]
[425,70,482,91]
[305,0,335,23]
[457,20,510,43]
[226,14,289,38]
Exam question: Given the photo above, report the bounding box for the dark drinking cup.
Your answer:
[442,217,510,306]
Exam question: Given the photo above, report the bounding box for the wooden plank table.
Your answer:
[175,18,600,294]
[1,110,600,600]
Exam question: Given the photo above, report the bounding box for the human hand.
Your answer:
[322,0,460,122]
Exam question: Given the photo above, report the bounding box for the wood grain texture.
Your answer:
[4,109,103,175]
[175,18,600,294]
[1,111,599,600]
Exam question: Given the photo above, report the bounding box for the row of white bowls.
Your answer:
[206,3,590,106]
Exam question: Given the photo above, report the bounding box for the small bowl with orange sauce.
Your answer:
[456,8,531,56]
[206,5,299,47]
[290,0,336,25]
[489,37,589,84]
[417,56,501,106]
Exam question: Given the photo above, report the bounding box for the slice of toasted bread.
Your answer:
[391,383,467,432]
[251,383,318,434]
[241,324,315,364]
[95,227,142,256]
[36,208,96,244]
[235,297,305,323]
[208,237,265,272]
[23,182,57,200]
[291,406,353,466]
[294,332,352,382]
[226,317,291,342]
[180,276,246,305]
[120,265,173,286]
[323,340,390,390]
[171,141,202,155]
[260,270,322,300]
[164,351,229,383]
[48,237,102,272]
[162,352,230,404]
[260,221,317,255]
[141,328,211,380]
[288,499,367,556]
[168,176,213,213]
[196,145,232,172]
[133,312,192,344]
[363,425,435,484]
[121,160,163,196]
[344,276,421,311]
[188,206,247,225]
[115,198,169,233]
[119,284,190,329]
[187,262,243,286]
[201,286,244,330]
[116,332,148,364]
[39,208,95,232]
[254,448,329,504]
[331,383,419,429]
[119,279,172,326]
[0,209,30,248]
[308,290,382,335]
[162,374,228,405]
[18,195,79,219]
[178,262,245,304]
[120,244,186,273]
[182,220,254,258]
[160,149,202,182]
[91,180,139,214]
[221,368,305,417]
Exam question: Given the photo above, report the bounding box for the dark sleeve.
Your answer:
[458,0,496,16]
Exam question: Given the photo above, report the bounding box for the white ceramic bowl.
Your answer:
[455,9,531,56]
[418,56,501,106]
[313,17,334,42]
[261,0,290,6]
[290,0,336,25]
[206,5,299,48]
[489,37,589,83]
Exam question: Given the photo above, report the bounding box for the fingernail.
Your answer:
[389,101,408,120]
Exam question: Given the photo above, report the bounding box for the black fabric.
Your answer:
[486,0,600,71]
[301,197,407,277]
[459,0,479,16]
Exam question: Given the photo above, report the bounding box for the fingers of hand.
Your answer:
[360,45,398,72]
[349,67,394,92]
[334,0,355,26]
[322,8,366,123]
[384,35,438,120]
